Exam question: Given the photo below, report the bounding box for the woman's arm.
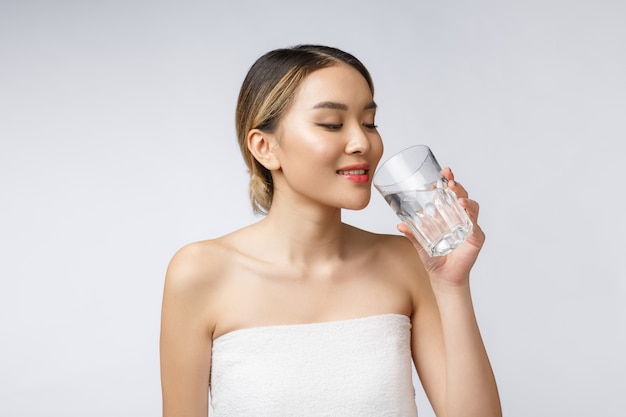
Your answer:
[406,169,502,417]
[412,274,502,417]
[160,244,217,417]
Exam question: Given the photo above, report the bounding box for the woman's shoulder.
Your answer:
[345,224,428,282]
[345,223,419,256]
[164,227,252,295]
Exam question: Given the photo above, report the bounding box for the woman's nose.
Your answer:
[345,125,372,155]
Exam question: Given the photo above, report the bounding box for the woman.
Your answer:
[160,44,502,417]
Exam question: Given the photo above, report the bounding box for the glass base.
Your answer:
[428,223,473,257]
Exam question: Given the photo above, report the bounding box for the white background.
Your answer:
[1,1,624,416]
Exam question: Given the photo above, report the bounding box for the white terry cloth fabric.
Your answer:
[210,313,418,417]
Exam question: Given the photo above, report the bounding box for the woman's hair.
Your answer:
[235,44,374,214]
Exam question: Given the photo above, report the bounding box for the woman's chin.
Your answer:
[343,196,371,211]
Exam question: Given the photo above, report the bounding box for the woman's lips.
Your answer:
[337,169,367,175]
[337,166,370,183]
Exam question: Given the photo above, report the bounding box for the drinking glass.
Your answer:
[373,145,473,257]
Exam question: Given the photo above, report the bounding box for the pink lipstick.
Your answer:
[337,163,371,183]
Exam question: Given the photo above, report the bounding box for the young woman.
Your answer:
[160,44,502,417]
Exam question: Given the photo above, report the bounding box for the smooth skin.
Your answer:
[160,63,502,417]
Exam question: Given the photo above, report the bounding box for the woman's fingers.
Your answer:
[442,167,468,198]
[443,167,481,226]
[448,181,468,202]
[459,197,480,221]
[441,167,454,182]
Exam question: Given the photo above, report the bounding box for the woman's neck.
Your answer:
[258,200,348,267]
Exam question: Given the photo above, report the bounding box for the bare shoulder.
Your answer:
[346,224,424,269]
[165,238,229,292]
[161,231,249,341]
[160,235,243,415]
[345,224,430,296]
[162,228,253,310]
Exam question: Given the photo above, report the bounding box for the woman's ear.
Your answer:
[247,129,281,170]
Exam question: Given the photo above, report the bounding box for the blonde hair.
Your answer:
[235,44,374,214]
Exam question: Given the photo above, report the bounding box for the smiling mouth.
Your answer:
[337,169,368,175]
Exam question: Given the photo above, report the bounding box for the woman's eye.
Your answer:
[363,123,378,130]
[316,123,343,131]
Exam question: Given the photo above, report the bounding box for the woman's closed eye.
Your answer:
[316,123,343,131]
[315,123,378,131]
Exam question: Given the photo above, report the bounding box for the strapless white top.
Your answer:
[210,314,418,417]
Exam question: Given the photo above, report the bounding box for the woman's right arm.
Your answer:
[160,243,218,417]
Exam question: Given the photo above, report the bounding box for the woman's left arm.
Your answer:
[402,168,502,417]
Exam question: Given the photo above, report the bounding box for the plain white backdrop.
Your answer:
[1,0,624,416]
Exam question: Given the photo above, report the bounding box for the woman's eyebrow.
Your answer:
[364,101,377,110]
[312,101,348,110]
[312,101,378,110]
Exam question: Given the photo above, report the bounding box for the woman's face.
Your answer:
[270,63,384,211]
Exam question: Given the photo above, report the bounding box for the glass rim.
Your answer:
[373,144,433,188]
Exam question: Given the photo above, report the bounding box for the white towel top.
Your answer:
[210,314,418,417]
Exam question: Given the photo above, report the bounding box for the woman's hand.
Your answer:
[397,167,485,287]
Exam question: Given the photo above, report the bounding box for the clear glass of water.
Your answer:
[373,145,473,257]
